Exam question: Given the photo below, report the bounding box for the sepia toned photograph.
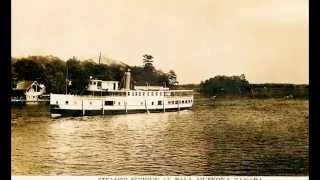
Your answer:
[11,0,308,176]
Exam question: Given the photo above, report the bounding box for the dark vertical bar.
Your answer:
[0,0,11,178]
[309,0,319,179]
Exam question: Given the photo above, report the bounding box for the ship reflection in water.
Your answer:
[11,97,308,175]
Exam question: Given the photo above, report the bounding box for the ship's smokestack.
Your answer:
[124,69,131,90]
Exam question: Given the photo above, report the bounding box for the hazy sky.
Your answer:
[12,0,308,84]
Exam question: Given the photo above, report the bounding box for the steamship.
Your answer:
[50,69,194,118]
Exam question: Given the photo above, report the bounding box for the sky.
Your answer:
[12,0,308,84]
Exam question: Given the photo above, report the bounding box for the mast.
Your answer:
[65,56,74,94]
[98,52,101,64]
[65,62,68,94]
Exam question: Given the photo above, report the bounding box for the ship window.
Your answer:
[175,101,178,104]
[90,101,92,105]
[93,82,96,85]
[141,102,143,105]
[65,101,69,104]
[135,92,138,96]
[151,92,154,96]
[158,101,162,105]
[142,92,145,96]
[56,101,58,104]
[151,102,154,105]
[97,82,102,89]
[105,101,114,106]
[118,102,121,105]
[147,92,149,96]
[160,92,162,96]
[139,92,141,96]
[156,92,158,96]
[128,92,130,96]
[182,100,184,104]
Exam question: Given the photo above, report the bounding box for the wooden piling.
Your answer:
[82,100,85,116]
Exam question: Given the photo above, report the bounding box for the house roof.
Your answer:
[15,80,44,90]
[15,81,33,90]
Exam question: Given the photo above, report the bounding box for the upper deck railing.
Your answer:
[51,89,193,98]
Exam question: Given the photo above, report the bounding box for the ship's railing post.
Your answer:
[125,101,127,113]
[163,97,165,112]
[145,99,148,113]
[82,99,85,116]
[178,99,180,112]
[102,100,104,115]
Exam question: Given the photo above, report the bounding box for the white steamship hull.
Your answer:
[50,92,193,118]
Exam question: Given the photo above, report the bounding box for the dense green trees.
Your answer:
[249,83,308,98]
[168,70,178,86]
[200,74,251,96]
[11,55,178,94]
[142,54,154,68]
[11,55,308,98]
[199,75,308,98]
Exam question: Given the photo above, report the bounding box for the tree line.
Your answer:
[11,55,178,94]
[199,75,308,98]
[200,74,251,96]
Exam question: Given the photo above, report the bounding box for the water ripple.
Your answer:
[12,97,308,175]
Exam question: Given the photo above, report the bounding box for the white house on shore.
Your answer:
[14,80,46,102]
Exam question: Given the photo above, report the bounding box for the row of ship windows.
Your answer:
[58,99,193,106]
[168,100,193,104]
[128,91,163,96]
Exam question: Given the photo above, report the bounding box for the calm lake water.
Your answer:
[12,96,309,175]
